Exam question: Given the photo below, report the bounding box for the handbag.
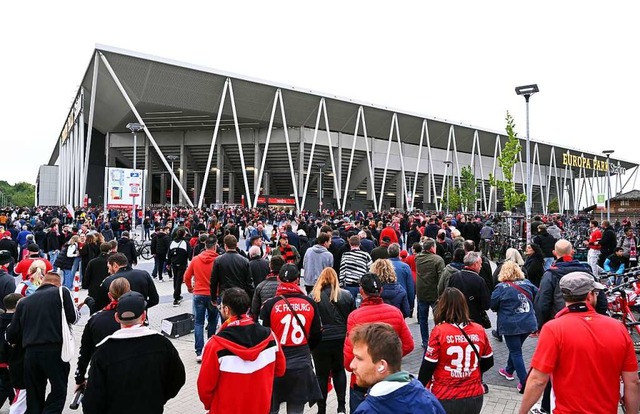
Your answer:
[59,287,75,362]
[455,324,489,394]
[479,310,492,329]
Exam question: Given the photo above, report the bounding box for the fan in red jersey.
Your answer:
[259,264,323,414]
[419,287,493,414]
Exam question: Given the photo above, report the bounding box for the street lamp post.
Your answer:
[317,162,326,212]
[515,84,539,245]
[603,150,614,222]
[126,122,144,238]
[443,160,453,215]
[167,155,179,219]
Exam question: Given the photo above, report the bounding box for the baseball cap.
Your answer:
[117,291,147,321]
[360,272,382,295]
[560,272,605,296]
[0,250,12,266]
[279,264,300,282]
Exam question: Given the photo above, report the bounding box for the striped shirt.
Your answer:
[340,248,372,286]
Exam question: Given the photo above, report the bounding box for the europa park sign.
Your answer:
[562,153,626,175]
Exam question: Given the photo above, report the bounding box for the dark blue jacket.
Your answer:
[360,238,375,253]
[389,257,415,312]
[491,279,538,335]
[533,258,607,329]
[381,283,410,318]
[285,230,300,251]
[354,375,445,414]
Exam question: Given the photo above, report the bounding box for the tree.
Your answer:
[547,197,559,213]
[0,181,35,207]
[459,166,478,211]
[489,111,527,211]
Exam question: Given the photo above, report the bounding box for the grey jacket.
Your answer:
[303,244,334,286]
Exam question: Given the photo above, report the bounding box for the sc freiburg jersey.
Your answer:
[259,292,321,348]
[424,322,493,400]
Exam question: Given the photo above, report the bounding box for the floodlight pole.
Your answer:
[126,122,144,238]
[603,150,614,222]
[443,160,453,215]
[515,84,539,245]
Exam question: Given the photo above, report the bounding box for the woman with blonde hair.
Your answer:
[492,247,525,286]
[490,261,538,391]
[371,259,410,317]
[310,268,355,414]
[16,259,47,296]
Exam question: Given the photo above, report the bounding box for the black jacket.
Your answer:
[0,270,16,311]
[534,232,556,258]
[248,257,270,287]
[151,232,171,257]
[97,267,159,311]
[448,269,490,324]
[0,312,24,389]
[46,231,60,252]
[117,237,137,266]
[75,308,120,385]
[210,250,254,299]
[533,258,607,329]
[84,254,110,303]
[80,243,101,278]
[82,330,186,414]
[6,284,78,348]
[313,286,355,341]
[0,239,18,263]
[600,226,618,258]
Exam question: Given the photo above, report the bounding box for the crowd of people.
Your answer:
[0,205,637,413]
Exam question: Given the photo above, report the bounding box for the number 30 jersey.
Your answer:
[259,290,322,354]
[424,322,493,400]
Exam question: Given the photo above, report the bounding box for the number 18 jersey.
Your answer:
[259,293,321,349]
[424,322,493,400]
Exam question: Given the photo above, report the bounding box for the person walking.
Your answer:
[82,292,186,414]
[210,235,254,303]
[6,271,79,413]
[339,235,372,299]
[167,228,191,306]
[96,253,159,312]
[418,287,494,414]
[448,252,491,327]
[184,236,219,361]
[519,272,639,414]
[259,264,323,414]
[302,233,333,294]
[523,243,545,288]
[387,243,415,316]
[533,225,556,270]
[116,231,137,267]
[371,259,410,318]
[491,262,538,391]
[309,268,355,414]
[415,238,445,349]
[150,226,171,281]
[198,287,286,414]
[251,256,285,321]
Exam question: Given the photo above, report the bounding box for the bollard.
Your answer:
[73,271,81,306]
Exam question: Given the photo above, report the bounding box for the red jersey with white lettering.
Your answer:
[259,283,322,349]
[423,322,493,400]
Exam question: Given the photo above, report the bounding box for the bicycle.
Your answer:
[133,238,153,260]
[603,271,640,353]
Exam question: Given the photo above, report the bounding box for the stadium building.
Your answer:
[38,45,639,214]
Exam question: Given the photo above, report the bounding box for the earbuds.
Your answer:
[377,366,384,373]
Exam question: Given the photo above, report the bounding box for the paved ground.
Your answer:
[0,255,538,414]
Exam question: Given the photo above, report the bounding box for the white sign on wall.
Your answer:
[107,167,146,209]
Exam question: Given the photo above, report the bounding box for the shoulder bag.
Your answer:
[505,281,532,301]
[279,295,309,340]
[454,324,489,394]
[59,286,75,362]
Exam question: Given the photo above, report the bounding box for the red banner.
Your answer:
[256,196,296,205]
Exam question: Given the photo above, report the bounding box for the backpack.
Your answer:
[167,240,188,267]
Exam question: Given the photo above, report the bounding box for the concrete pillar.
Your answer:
[193,172,201,206]
[298,129,305,192]
[263,172,270,195]
[396,174,405,210]
[333,133,342,199]
[228,173,235,204]
[215,142,224,204]
[254,139,261,198]
[423,175,431,205]
[160,174,167,205]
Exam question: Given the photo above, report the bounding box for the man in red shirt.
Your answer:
[15,244,52,280]
[183,236,219,361]
[344,272,414,413]
[585,220,602,275]
[519,272,639,414]
[198,287,285,414]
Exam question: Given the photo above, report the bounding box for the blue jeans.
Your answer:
[193,295,218,356]
[62,269,74,289]
[543,257,554,270]
[504,333,530,385]
[71,258,80,280]
[417,300,435,348]
[48,251,59,271]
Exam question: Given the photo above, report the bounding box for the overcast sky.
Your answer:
[2,1,639,190]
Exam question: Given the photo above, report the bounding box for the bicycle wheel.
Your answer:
[141,245,153,261]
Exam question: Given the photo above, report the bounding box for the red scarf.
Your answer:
[103,300,118,311]
[279,244,296,264]
[275,282,304,296]
[218,314,253,332]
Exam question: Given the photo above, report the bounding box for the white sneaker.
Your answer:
[530,403,548,414]
[196,355,202,363]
